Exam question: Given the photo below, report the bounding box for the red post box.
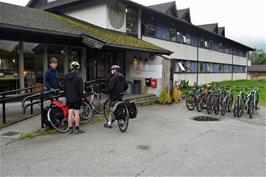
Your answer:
[151,79,157,88]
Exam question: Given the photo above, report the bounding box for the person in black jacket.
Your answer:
[44,58,60,91]
[104,65,128,128]
[64,61,85,134]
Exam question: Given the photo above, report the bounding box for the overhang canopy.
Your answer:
[0,2,172,55]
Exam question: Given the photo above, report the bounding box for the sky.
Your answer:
[0,0,265,50]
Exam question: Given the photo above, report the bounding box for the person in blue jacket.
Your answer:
[44,58,60,91]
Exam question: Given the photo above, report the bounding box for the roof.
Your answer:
[25,0,254,51]
[176,8,191,23]
[0,2,171,54]
[218,27,225,37]
[248,65,266,72]
[198,23,219,33]
[148,1,177,17]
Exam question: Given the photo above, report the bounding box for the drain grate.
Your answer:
[2,132,20,136]
[192,116,220,121]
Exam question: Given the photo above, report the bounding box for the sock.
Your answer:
[108,121,112,125]
[76,126,79,130]
[69,127,73,129]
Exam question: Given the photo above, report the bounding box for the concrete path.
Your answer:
[1,103,265,176]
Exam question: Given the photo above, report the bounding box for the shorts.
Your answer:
[109,98,122,107]
[66,101,82,110]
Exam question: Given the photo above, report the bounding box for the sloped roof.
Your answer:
[0,2,171,54]
[248,65,266,72]
[148,1,177,17]
[177,8,191,23]
[198,23,219,33]
[218,27,225,37]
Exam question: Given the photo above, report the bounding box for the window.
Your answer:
[169,28,177,41]
[213,64,219,72]
[184,61,192,72]
[199,62,205,72]
[191,62,198,72]
[219,64,223,72]
[206,63,213,72]
[157,24,170,40]
[228,65,233,73]
[126,8,138,34]
[177,32,183,43]
[219,43,224,52]
[174,61,181,72]
[182,34,187,44]
[208,40,213,49]
[191,34,198,46]
[143,22,156,37]
[224,64,229,73]
[185,34,192,45]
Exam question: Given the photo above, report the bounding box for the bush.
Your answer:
[159,89,172,105]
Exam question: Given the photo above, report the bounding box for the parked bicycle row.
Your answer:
[185,84,260,119]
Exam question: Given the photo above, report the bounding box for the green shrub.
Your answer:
[159,90,173,105]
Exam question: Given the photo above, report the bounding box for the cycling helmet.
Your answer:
[50,57,58,63]
[70,61,80,70]
[111,65,120,71]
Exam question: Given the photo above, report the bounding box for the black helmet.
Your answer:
[50,57,58,63]
[111,65,120,71]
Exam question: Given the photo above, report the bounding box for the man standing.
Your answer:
[44,58,60,91]
[64,61,84,134]
[104,65,128,128]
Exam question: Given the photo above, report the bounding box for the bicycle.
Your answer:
[85,81,108,114]
[103,94,130,132]
[185,86,203,112]
[233,88,247,118]
[221,87,233,116]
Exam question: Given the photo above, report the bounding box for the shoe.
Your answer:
[75,128,85,134]
[104,123,112,129]
[68,128,74,134]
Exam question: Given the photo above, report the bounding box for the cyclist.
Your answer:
[104,65,128,128]
[64,61,85,134]
[44,58,60,91]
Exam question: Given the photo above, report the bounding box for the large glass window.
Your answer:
[126,8,138,35]
[169,28,177,42]
[206,63,213,72]
[156,24,170,40]
[199,62,205,72]
[143,22,156,37]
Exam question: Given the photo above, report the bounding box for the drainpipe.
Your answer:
[196,45,199,85]
[19,41,25,89]
[231,52,233,81]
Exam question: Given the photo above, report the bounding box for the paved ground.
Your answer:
[1,103,265,176]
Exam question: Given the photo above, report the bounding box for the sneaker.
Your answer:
[104,123,112,129]
[68,128,74,134]
[75,128,85,134]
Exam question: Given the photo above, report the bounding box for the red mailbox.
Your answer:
[151,79,157,88]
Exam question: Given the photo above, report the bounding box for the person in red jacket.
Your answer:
[64,61,85,134]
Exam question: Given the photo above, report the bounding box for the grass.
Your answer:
[20,128,57,140]
[0,123,6,129]
[213,78,266,106]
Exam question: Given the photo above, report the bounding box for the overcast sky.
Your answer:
[0,0,265,50]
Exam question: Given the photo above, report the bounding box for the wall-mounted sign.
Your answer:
[129,64,162,78]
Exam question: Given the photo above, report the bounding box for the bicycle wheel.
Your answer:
[103,99,110,121]
[196,95,203,112]
[233,97,239,117]
[47,107,69,133]
[221,97,227,116]
[80,101,93,124]
[248,99,255,119]
[206,95,213,114]
[237,99,245,118]
[227,94,233,112]
[255,94,259,110]
[118,105,129,133]
[213,95,220,115]
[91,94,106,114]
[185,95,195,111]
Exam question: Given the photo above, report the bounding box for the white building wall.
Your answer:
[63,0,107,29]
[233,56,248,66]
[233,73,247,80]
[198,48,232,64]
[142,36,197,60]
[125,51,164,96]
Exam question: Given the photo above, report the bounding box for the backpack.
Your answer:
[126,101,138,119]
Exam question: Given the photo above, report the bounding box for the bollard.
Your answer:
[30,88,33,115]
[40,91,44,128]
[2,94,6,124]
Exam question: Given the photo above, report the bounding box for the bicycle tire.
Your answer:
[237,99,245,118]
[233,97,239,117]
[228,94,233,112]
[103,99,110,121]
[80,101,93,124]
[185,95,195,111]
[213,95,220,115]
[91,94,106,114]
[47,107,69,133]
[248,99,255,119]
[206,94,213,114]
[118,104,129,133]
[221,97,227,116]
[196,95,202,112]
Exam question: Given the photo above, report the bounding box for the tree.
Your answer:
[250,50,266,65]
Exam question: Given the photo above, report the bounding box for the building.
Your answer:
[248,65,266,78]
[0,0,254,95]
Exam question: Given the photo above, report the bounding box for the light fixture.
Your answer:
[125,8,128,13]
[12,59,16,63]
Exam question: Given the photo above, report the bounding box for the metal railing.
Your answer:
[0,85,43,124]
